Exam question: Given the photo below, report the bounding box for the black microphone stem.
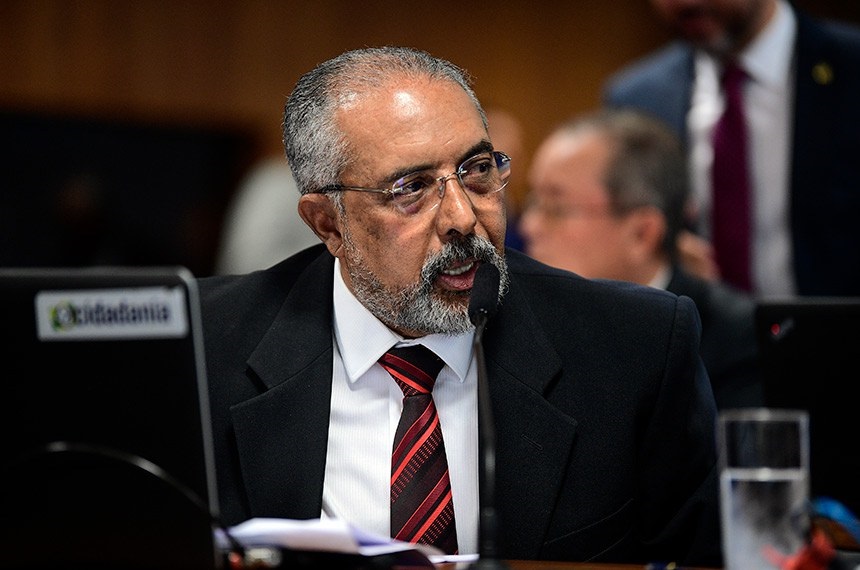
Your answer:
[470,311,508,570]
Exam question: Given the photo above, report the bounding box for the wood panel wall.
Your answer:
[2,0,857,272]
[3,2,855,142]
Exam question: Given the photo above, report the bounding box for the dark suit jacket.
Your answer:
[667,265,762,409]
[603,11,860,296]
[198,245,722,567]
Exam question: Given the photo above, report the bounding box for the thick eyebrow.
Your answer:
[383,139,494,184]
[460,140,495,164]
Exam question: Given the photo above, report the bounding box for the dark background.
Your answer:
[1,0,857,276]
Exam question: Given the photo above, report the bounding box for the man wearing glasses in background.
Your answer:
[520,108,761,410]
[198,46,722,567]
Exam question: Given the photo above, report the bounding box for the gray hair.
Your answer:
[556,109,689,258]
[283,46,488,197]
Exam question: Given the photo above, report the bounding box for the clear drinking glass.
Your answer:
[718,408,810,570]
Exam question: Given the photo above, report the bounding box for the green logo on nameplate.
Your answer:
[35,286,188,340]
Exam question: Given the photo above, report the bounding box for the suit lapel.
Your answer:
[661,46,696,142]
[792,14,838,166]
[790,14,840,291]
[231,252,336,519]
[483,278,578,557]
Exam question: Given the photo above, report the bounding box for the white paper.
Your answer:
[216,517,445,562]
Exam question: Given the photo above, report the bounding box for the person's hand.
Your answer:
[677,230,720,282]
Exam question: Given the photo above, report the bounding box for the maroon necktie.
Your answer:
[711,60,753,292]
[380,345,458,555]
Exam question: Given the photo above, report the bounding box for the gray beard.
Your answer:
[342,231,508,336]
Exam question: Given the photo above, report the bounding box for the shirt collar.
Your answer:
[331,258,475,384]
[647,262,672,290]
[741,0,796,89]
[695,0,796,89]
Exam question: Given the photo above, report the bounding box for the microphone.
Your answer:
[468,263,507,570]
[468,263,500,330]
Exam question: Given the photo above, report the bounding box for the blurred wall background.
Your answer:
[2,0,857,275]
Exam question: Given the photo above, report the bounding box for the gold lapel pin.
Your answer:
[812,62,834,85]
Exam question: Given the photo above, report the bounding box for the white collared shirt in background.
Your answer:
[688,0,796,296]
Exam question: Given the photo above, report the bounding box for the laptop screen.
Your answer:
[0,266,220,569]
[755,297,860,518]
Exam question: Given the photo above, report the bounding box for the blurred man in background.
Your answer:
[520,108,761,409]
[604,0,860,297]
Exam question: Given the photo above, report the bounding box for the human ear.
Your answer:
[628,206,666,259]
[298,193,344,257]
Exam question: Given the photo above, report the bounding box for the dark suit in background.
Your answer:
[603,8,860,296]
[667,266,761,409]
[199,245,722,567]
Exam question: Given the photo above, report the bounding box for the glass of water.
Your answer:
[718,408,810,570]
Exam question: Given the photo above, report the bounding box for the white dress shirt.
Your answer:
[688,0,797,296]
[320,258,480,553]
[647,263,672,291]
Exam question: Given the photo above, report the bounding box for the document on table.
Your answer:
[215,517,475,566]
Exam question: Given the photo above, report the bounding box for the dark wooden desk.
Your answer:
[500,562,650,570]
[437,561,717,570]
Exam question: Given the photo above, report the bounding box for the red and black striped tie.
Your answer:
[379,344,458,555]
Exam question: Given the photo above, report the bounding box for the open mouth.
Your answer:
[443,260,475,276]
[435,259,479,291]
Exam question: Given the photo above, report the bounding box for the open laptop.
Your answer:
[0,266,220,569]
[755,297,860,519]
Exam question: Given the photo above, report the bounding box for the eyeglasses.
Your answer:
[522,197,625,221]
[318,150,511,215]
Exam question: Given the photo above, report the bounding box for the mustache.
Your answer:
[421,235,498,282]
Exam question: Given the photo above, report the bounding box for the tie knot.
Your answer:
[379,345,444,395]
[721,60,747,91]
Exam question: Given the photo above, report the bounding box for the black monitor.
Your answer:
[0,266,220,569]
[755,297,860,519]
